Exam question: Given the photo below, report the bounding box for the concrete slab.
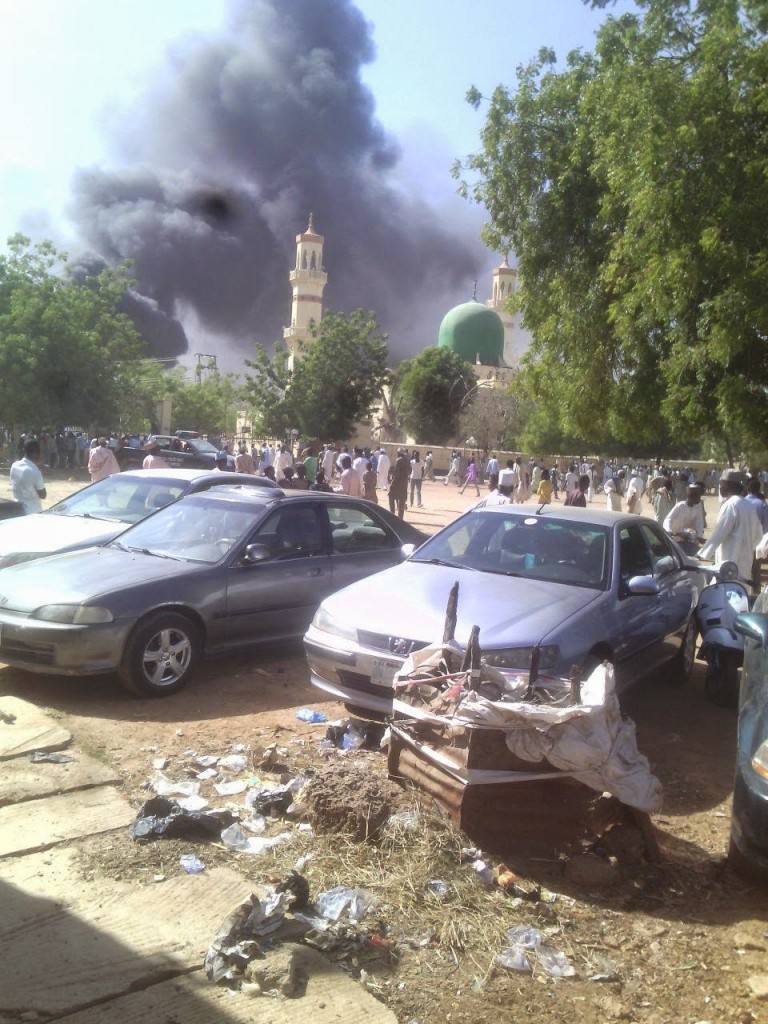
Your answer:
[0,695,71,761]
[0,785,133,858]
[53,949,398,1024]
[0,868,284,1017]
[0,846,123,909]
[0,750,120,807]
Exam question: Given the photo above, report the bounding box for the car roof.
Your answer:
[116,468,277,488]
[473,505,637,528]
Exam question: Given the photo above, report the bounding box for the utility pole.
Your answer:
[194,353,218,383]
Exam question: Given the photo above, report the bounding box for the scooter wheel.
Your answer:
[704,649,741,708]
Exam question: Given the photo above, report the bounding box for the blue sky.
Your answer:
[0,0,636,247]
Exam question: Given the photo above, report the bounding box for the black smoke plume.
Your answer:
[67,0,486,365]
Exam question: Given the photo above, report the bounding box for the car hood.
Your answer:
[0,512,124,557]
[0,546,201,612]
[321,562,603,648]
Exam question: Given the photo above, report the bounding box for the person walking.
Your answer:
[88,437,120,482]
[409,450,424,508]
[699,469,763,587]
[142,438,170,469]
[459,456,480,497]
[536,468,552,505]
[362,460,378,503]
[388,448,409,518]
[444,451,461,486]
[424,451,434,481]
[10,439,47,514]
[235,443,256,474]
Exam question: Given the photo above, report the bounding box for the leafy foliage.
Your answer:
[0,235,147,428]
[457,0,768,454]
[395,347,478,444]
[242,310,391,442]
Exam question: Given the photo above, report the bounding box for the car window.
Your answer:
[639,522,681,574]
[412,511,608,587]
[327,503,397,554]
[619,525,653,584]
[52,477,185,522]
[250,505,324,559]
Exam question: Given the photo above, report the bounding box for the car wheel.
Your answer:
[668,621,697,684]
[704,649,741,708]
[118,612,201,697]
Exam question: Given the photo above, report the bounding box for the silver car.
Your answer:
[305,505,706,714]
[0,468,276,569]
[0,487,425,697]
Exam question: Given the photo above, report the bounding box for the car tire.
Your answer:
[118,611,201,697]
[668,621,697,684]
[704,649,741,708]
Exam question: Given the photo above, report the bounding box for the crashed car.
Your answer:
[0,488,426,696]
[305,505,706,714]
[0,468,276,569]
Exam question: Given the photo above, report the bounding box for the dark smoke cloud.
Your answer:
[67,0,487,366]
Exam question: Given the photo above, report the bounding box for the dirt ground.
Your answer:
[1,471,767,1023]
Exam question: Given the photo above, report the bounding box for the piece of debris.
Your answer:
[28,750,76,764]
[129,796,234,841]
[305,761,404,841]
[324,718,386,751]
[296,708,328,724]
[179,852,206,874]
[496,925,576,978]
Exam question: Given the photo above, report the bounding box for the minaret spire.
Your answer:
[283,215,328,369]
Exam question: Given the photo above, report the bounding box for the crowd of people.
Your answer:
[7,429,768,591]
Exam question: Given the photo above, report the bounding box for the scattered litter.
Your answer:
[427,879,449,897]
[194,754,220,769]
[214,779,248,796]
[231,744,249,753]
[386,810,421,832]
[196,768,218,781]
[296,708,328,724]
[315,886,375,922]
[28,750,75,764]
[151,772,200,799]
[129,796,233,841]
[589,953,621,981]
[470,858,495,887]
[496,925,576,978]
[218,753,249,772]
[151,756,169,770]
[245,782,295,816]
[179,852,206,874]
[220,822,292,855]
[324,718,386,751]
[177,794,210,812]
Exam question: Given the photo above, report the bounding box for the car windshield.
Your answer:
[410,510,609,588]
[108,494,261,563]
[187,439,218,454]
[48,476,186,524]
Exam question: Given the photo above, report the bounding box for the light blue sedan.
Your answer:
[305,505,706,713]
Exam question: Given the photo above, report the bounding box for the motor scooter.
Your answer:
[694,559,751,708]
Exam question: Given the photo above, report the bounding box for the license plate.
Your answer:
[371,657,399,687]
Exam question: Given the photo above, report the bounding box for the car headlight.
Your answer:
[33,605,114,624]
[311,605,358,642]
[482,645,559,671]
[752,739,768,781]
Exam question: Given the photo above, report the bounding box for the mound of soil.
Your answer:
[305,759,404,840]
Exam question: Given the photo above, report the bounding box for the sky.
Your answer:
[0,0,637,366]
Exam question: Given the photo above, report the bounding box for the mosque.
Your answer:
[282,215,526,383]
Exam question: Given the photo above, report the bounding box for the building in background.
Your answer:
[283,214,327,369]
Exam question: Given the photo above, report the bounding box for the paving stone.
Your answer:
[0,785,133,858]
[0,751,119,807]
[55,948,398,1023]
[0,695,71,762]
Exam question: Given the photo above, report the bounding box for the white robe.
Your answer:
[698,495,763,583]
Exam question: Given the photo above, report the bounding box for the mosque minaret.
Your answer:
[283,213,327,369]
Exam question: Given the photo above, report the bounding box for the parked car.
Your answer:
[0,499,25,522]
[305,505,706,714]
[116,434,236,470]
[0,469,277,569]
[0,488,426,696]
[731,596,768,879]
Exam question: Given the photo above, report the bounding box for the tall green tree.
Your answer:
[0,235,146,427]
[457,0,768,457]
[242,310,391,441]
[395,347,478,444]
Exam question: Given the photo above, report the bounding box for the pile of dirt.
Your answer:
[305,759,405,840]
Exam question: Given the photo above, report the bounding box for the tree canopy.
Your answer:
[457,0,768,460]
[0,235,147,428]
[242,310,391,442]
[394,347,478,444]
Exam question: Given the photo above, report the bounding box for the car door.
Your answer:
[638,521,698,662]
[611,522,669,684]
[223,502,332,646]
[325,500,408,592]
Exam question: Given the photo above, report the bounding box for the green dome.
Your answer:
[437,301,504,366]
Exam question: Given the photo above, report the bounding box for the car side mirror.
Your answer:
[735,612,768,649]
[241,543,272,565]
[626,574,661,596]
